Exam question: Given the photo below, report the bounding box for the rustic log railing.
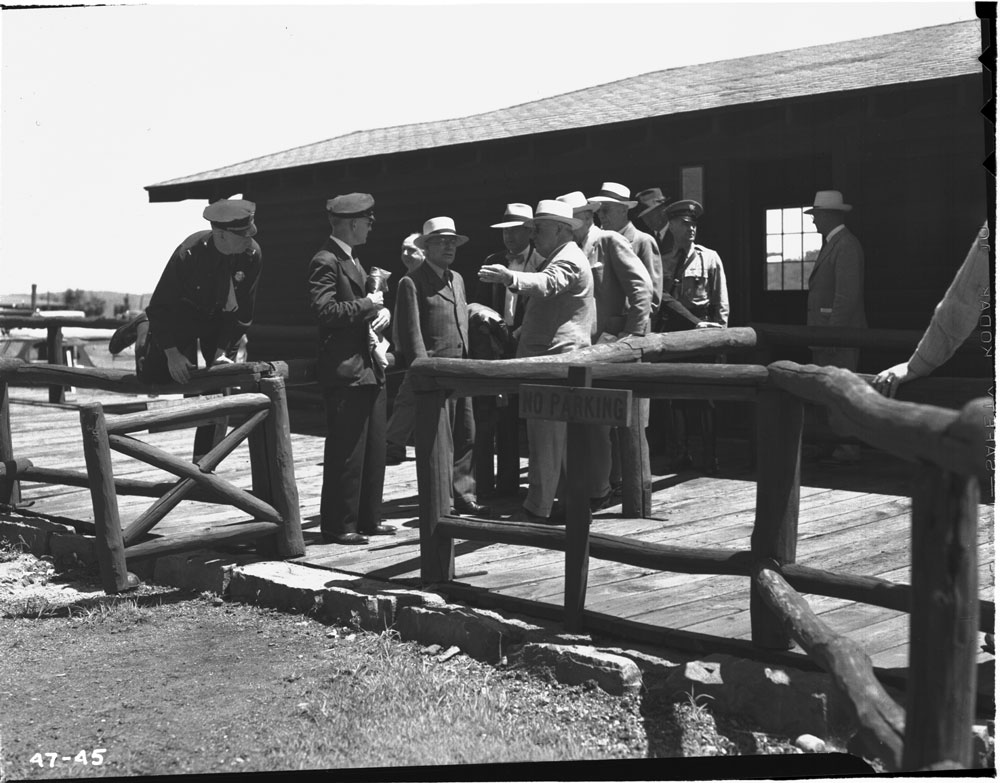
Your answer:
[408,328,992,771]
[0,358,305,593]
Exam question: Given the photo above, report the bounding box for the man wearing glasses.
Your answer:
[308,193,395,545]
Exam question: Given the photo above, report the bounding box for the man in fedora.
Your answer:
[557,191,653,511]
[108,197,263,460]
[308,193,396,545]
[396,217,489,516]
[588,182,663,320]
[636,187,674,258]
[479,200,595,524]
[472,203,544,497]
[805,189,866,464]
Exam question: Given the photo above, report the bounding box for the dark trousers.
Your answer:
[320,384,387,537]
[472,394,520,497]
[446,395,477,505]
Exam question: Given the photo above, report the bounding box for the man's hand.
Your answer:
[164,347,194,384]
[478,264,514,287]
[695,321,723,329]
[210,354,234,368]
[371,307,390,333]
[872,362,916,398]
[367,290,384,308]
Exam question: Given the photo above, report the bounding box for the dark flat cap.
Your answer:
[203,198,257,236]
[326,193,375,218]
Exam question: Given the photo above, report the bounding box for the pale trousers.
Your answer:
[524,418,566,518]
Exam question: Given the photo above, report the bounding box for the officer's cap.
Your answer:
[203,198,257,237]
[326,193,376,220]
[665,199,704,222]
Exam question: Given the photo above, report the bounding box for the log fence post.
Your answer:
[564,366,594,632]
[258,376,305,557]
[750,386,804,648]
[0,378,21,507]
[415,387,454,583]
[79,402,133,593]
[46,325,65,404]
[903,463,979,769]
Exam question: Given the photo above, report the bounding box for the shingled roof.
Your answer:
[149,20,981,189]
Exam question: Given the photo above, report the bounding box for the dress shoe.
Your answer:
[108,312,147,355]
[323,532,369,545]
[820,445,862,466]
[453,498,491,516]
[364,525,396,536]
[385,447,406,466]
[518,507,566,525]
[589,491,613,513]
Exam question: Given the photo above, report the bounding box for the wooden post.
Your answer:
[620,397,652,518]
[79,402,133,593]
[415,387,454,583]
[259,376,305,557]
[248,415,275,557]
[564,366,594,632]
[0,379,21,507]
[750,387,803,648]
[46,325,65,404]
[903,464,979,770]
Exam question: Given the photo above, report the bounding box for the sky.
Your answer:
[0,1,982,296]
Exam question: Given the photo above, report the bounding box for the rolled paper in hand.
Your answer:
[367,266,392,294]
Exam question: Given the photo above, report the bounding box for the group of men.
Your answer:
[111,182,906,547]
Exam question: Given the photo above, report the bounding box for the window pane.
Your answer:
[803,212,817,234]
[804,232,822,258]
[783,234,803,263]
[782,208,801,234]
[766,209,783,235]
[766,264,783,290]
[766,235,782,258]
[802,260,816,288]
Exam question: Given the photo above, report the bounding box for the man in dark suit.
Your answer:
[396,217,489,516]
[307,193,396,545]
[471,203,543,497]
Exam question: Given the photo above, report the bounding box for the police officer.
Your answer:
[660,200,728,473]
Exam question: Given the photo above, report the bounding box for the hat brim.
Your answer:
[804,205,852,214]
[638,202,668,218]
[534,215,583,230]
[490,220,533,229]
[587,196,639,209]
[213,221,257,238]
[414,232,469,250]
[570,203,601,215]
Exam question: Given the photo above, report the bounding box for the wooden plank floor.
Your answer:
[5,386,995,680]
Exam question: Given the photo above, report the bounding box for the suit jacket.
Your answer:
[474,245,544,331]
[396,261,469,361]
[307,237,382,387]
[582,225,652,339]
[806,226,867,329]
[618,221,663,314]
[512,241,595,358]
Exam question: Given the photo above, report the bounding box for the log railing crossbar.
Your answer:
[410,329,991,772]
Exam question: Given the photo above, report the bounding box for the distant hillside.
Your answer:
[0,291,153,318]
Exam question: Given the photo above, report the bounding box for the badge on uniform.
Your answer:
[234,271,245,283]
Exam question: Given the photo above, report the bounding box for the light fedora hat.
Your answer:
[533,199,582,229]
[804,190,852,214]
[414,216,469,250]
[490,203,534,229]
[586,182,638,209]
[556,191,601,214]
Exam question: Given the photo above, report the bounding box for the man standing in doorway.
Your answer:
[308,193,396,545]
[396,217,489,516]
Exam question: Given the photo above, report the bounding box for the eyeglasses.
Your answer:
[427,236,459,247]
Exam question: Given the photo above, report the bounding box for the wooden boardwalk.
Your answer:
[4,386,995,681]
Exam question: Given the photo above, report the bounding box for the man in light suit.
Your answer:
[479,200,595,523]
[396,217,489,516]
[588,182,664,320]
[472,203,544,497]
[307,193,396,545]
[557,190,652,511]
[805,190,867,369]
[805,190,867,463]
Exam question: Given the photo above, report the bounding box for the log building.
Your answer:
[145,20,991,375]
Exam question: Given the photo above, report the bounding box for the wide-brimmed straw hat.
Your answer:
[804,190,852,214]
[586,182,638,209]
[490,203,535,229]
[414,216,469,250]
[556,191,601,214]
[533,199,582,229]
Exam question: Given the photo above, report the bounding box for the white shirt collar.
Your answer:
[826,224,845,242]
[330,235,354,258]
